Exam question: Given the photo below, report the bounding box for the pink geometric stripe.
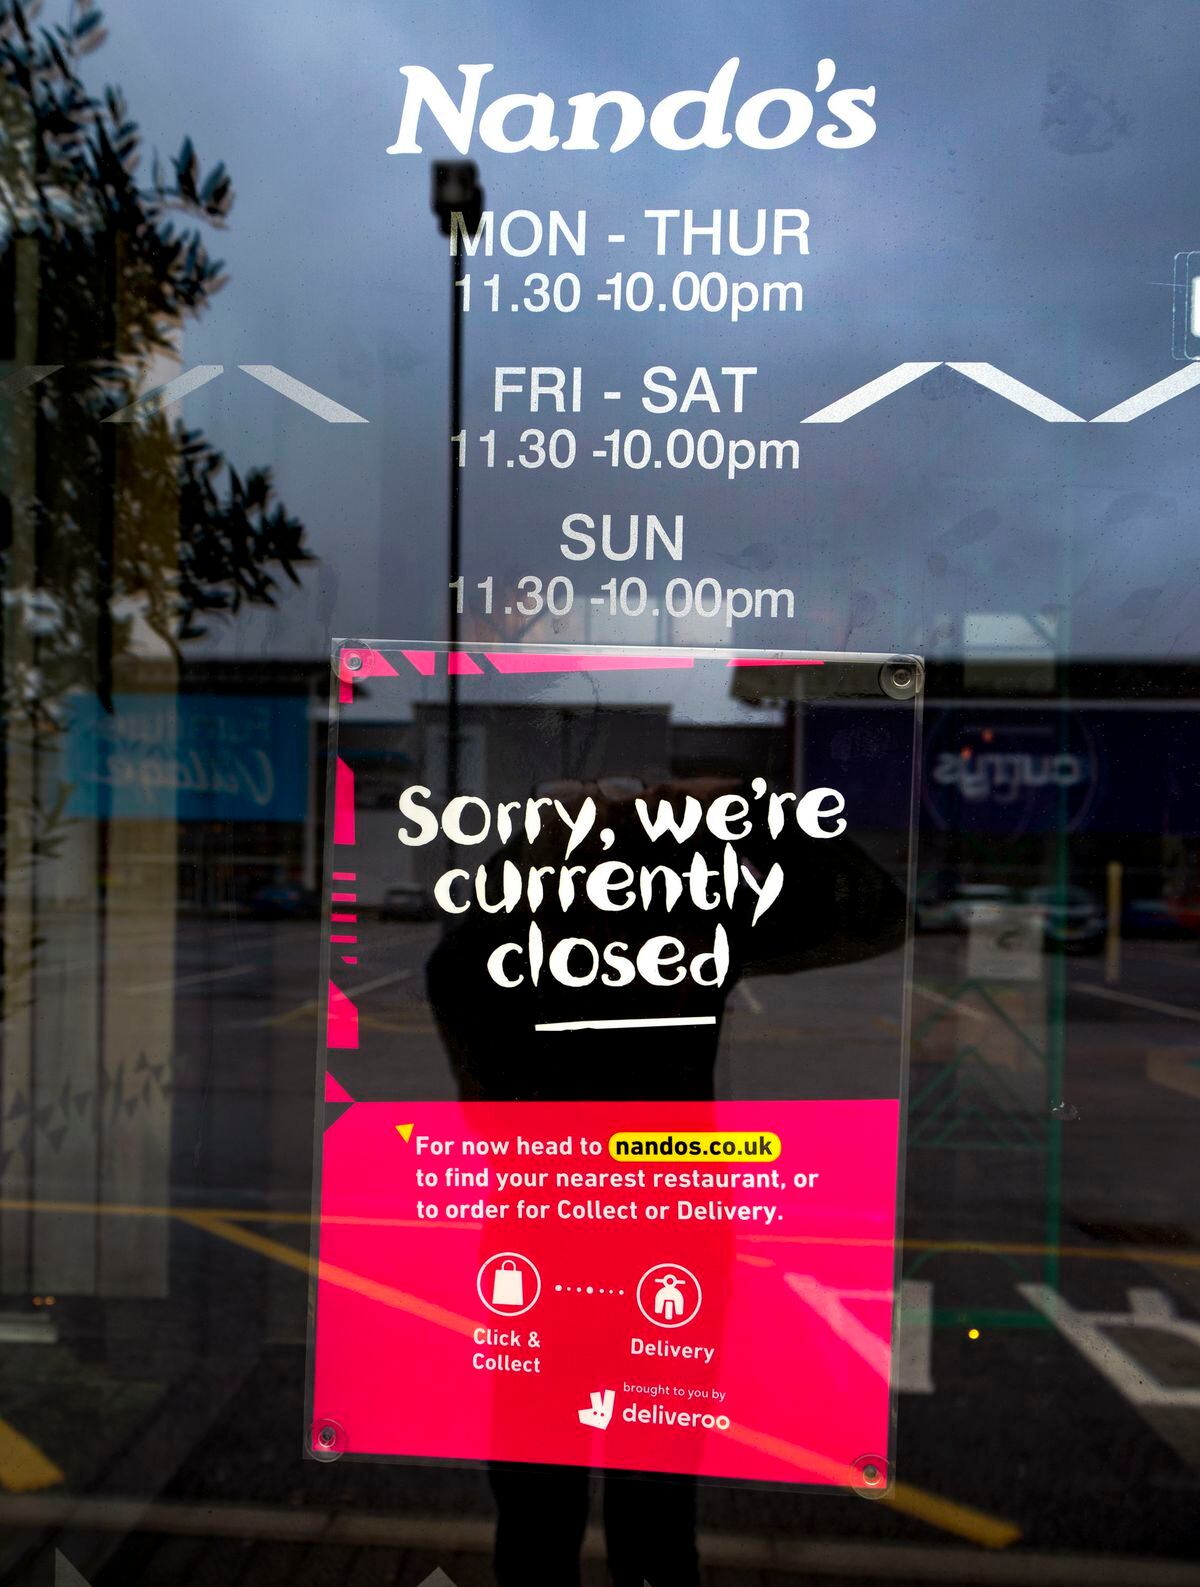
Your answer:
[339,647,400,681]
[334,758,356,846]
[486,652,694,674]
[448,651,484,675]
[338,646,400,702]
[327,981,359,1050]
[325,1071,354,1104]
[727,657,825,667]
[401,649,437,676]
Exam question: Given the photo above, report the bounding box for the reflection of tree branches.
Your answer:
[0,1,315,995]
[0,0,312,714]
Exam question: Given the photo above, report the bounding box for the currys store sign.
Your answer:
[923,709,1100,836]
[64,694,308,823]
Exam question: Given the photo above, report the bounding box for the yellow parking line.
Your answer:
[187,1213,1020,1550]
[177,1212,478,1339]
[886,1479,1022,1549]
[0,1418,63,1493]
[1,1201,1194,1273]
[719,1422,1019,1549]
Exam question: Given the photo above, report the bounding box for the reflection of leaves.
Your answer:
[0,1049,172,1162]
[1101,492,1177,527]
[28,778,73,860]
[0,1,315,1001]
[1112,587,1162,630]
[175,433,311,640]
[0,0,313,712]
[937,507,1000,551]
[841,587,878,648]
[719,541,777,574]
[1042,68,1130,156]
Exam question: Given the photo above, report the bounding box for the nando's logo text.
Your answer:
[387,58,878,156]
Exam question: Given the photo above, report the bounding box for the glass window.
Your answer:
[2,5,1199,1585]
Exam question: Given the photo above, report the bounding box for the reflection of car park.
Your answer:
[950,883,1015,931]
[916,879,1012,932]
[917,878,1106,953]
[1025,884,1104,953]
[916,881,1016,932]
[378,883,436,921]
[914,887,956,932]
[1123,895,1200,938]
[247,881,319,918]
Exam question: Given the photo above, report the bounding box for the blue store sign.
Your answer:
[64,694,309,823]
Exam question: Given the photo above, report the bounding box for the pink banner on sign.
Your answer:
[485,653,695,675]
[325,981,359,1050]
[310,1099,898,1486]
[727,658,825,667]
[448,652,484,675]
[334,758,356,846]
[324,1071,354,1104]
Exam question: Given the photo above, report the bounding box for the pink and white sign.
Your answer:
[310,1097,899,1487]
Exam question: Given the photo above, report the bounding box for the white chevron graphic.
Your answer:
[101,364,367,423]
[802,361,941,422]
[239,365,369,422]
[6,362,1200,426]
[54,1555,464,1587]
[55,1553,91,1587]
[1091,362,1200,422]
[104,364,225,422]
[0,364,63,394]
[801,361,1200,422]
[945,361,1085,422]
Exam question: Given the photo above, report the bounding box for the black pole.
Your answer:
[432,160,481,806]
[447,244,462,804]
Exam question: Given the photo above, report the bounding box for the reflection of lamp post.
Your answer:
[431,160,483,803]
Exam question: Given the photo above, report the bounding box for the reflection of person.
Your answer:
[429,775,906,1104]
[426,774,906,1587]
[654,1274,685,1321]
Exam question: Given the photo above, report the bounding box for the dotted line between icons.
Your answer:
[555,1285,626,1295]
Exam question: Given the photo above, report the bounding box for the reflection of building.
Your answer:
[147,655,1200,918]
[917,662,1200,916]
[363,701,673,903]
[105,661,327,910]
[0,196,189,1301]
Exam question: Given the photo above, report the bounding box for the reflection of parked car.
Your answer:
[950,883,1015,930]
[1123,895,1200,938]
[247,881,319,919]
[378,884,435,921]
[916,879,1012,932]
[1025,885,1104,953]
[915,888,957,933]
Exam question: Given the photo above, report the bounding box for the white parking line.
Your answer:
[738,981,764,1014]
[249,969,414,1028]
[340,968,414,996]
[7,1500,1195,1582]
[1071,983,1200,1025]
[911,984,988,1023]
[131,965,254,995]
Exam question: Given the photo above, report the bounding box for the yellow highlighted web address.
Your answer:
[609,1131,781,1162]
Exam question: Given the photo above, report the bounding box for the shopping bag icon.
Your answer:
[491,1260,524,1307]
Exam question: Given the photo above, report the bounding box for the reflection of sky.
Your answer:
[102,0,1200,660]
